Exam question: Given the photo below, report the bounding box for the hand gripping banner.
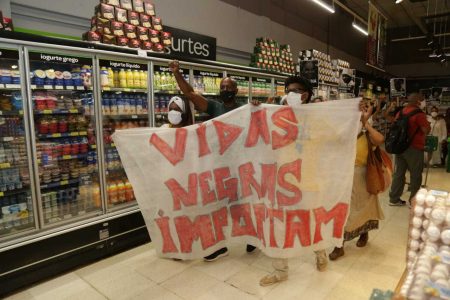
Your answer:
[113,99,361,259]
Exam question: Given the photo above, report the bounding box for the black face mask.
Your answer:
[220,90,237,102]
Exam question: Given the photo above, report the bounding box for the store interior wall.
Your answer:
[0,0,445,77]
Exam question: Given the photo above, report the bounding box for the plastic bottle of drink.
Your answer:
[126,69,133,88]
[136,94,143,114]
[110,94,118,115]
[113,69,120,87]
[125,180,134,201]
[117,94,125,115]
[129,95,136,114]
[154,72,160,90]
[142,95,148,114]
[107,68,114,88]
[140,70,147,89]
[117,180,126,203]
[123,93,130,115]
[119,69,127,88]
[100,67,109,88]
[102,93,110,115]
[92,181,101,208]
[133,70,140,89]
[109,181,118,204]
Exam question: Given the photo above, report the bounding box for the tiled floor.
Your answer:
[6,168,450,300]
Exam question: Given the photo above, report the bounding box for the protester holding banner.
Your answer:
[329,104,385,261]
[168,60,257,261]
[160,96,195,128]
[259,75,327,287]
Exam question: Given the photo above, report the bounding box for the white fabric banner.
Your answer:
[113,99,361,259]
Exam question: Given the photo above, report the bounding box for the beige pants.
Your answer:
[272,250,326,274]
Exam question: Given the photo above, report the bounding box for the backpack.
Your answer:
[385,108,423,154]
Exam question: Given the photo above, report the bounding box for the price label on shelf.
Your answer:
[78,210,86,216]
[63,214,72,219]
[123,88,131,92]
[44,85,53,89]
[103,87,111,91]
[51,133,62,138]
[19,110,23,115]
[55,85,64,90]
[91,144,97,149]
[69,109,78,113]
[70,132,79,136]
[62,155,72,160]
[137,49,147,57]
[60,180,69,186]
[0,192,4,197]
[79,131,87,136]
[3,137,14,142]
[66,86,74,90]
[76,86,85,90]
[5,84,20,89]
[43,110,52,114]
[0,84,5,89]
[132,115,138,119]
[0,163,11,169]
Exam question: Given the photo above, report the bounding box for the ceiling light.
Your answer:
[395,0,403,4]
[429,53,450,58]
[441,58,446,63]
[352,21,368,36]
[311,0,335,13]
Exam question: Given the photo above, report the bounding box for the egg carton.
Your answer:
[401,188,450,299]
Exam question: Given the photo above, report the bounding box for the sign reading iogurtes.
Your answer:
[113,100,361,259]
[165,26,217,61]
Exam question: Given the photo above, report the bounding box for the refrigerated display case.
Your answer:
[251,76,273,103]
[228,73,250,106]
[153,64,189,127]
[98,59,149,210]
[0,48,36,239]
[192,68,223,123]
[27,51,103,227]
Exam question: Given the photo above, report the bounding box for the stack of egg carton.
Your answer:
[400,188,450,299]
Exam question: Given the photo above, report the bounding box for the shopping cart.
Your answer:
[423,135,439,187]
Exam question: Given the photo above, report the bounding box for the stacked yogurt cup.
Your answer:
[400,188,450,299]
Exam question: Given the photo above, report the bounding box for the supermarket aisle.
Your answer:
[6,169,449,300]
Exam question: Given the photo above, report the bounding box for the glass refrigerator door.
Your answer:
[153,64,189,128]
[0,49,36,238]
[192,69,222,123]
[99,59,149,209]
[251,77,272,103]
[28,51,101,225]
[228,74,249,106]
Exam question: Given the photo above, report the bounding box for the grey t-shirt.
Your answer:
[206,99,241,118]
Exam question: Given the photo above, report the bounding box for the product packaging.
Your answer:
[117,36,129,46]
[92,17,111,35]
[161,32,172,47]
[120,0,133,10]
[115,7,128,23]
[95,4,115,20]
[132,0,144,13]
[143,1,155,16]
[102,34,116,45]
[141,41,152,50]
[128,39,140,48]
[83,31,101,42]
[152,17,162,31]
[139,14,152,28]
[137,26,148,41]
[149,29,160,44]
[152,43,164,52]
[124,24,136,39]
[101,0,120,6]
[128,10,140,26]
[3,17,13,31]
[111,21,124,37]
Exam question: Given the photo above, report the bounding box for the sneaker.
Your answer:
[315,250,328,271]
[389,199,406,206]
[259,272,288,286]
[204,247,228,262]
[246,245,257,253]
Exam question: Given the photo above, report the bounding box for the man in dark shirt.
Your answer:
[389,93,431,206]
[168,60,257,262]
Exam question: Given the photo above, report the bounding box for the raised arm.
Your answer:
[169,60,208,112]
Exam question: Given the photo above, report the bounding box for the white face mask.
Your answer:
[431,112,438,118]
[168,110,182,125]
[419,101,426,110]
[286,92,303,107]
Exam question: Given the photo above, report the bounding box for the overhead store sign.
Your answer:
[165,26,217,61]
[29,52,92,65]
[99,59,147,70]
[367,3,387,70]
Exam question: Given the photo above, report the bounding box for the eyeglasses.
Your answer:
[285,88,306,94]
